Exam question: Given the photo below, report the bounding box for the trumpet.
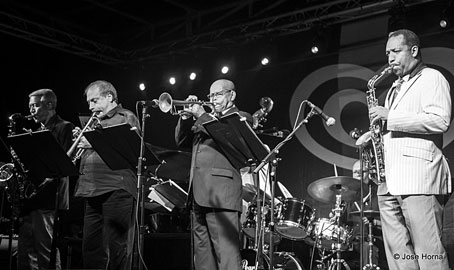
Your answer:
[157,92,215,115]
[67,112,100,163]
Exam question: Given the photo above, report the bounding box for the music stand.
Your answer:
[83,123,161,270]
[83,123,161,171]
[203,112,269,268]
[8,130,78,182]
[8,130,78,269]
[148,180,188,212]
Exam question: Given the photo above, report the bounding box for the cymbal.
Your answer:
[147,145,191,182]
[307,176,367,204]
[350,210,380,218]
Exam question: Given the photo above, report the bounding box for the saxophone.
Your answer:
[364,66,393,184]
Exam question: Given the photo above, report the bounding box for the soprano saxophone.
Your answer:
[364,65,394,184]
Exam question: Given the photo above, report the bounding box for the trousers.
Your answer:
[82,190,135,269]
[378,194,449,270]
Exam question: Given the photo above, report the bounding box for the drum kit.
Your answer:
[241,174,379,270]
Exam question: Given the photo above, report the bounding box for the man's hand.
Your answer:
[369,106,389,124]
[181,95,206,119]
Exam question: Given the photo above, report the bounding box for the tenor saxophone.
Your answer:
[364,66,393,184]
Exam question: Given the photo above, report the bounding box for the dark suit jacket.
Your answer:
[175,106,252,212]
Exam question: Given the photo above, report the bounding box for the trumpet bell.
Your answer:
[158,92,173,113]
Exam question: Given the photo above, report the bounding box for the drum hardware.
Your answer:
[349,210,381,270]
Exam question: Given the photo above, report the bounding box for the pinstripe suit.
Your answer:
[378,65,451,270]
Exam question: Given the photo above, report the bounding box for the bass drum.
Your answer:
[240,249,305,270]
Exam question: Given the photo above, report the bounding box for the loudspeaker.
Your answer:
[143,233,191,270]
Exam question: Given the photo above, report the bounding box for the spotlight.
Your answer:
[169,77,176,85]
[311,46,319,54]
[189,72,197,80]
[221,66,229,74]
[139,83,146,91]
[261,57,269,66]
[440,18,448,28]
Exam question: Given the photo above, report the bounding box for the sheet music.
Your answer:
[148,187,174,212]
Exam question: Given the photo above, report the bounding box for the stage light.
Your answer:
[311,46,319,54]
[189,72,197,80]
[440,19,448,28]
[169,77,176,85]
[261,57,269,65]
[221,66,229,74]
[139,83,146,91]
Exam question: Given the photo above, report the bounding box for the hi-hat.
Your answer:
[307,176,367,204]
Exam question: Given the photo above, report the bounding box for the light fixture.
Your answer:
[139,83,146,91]
[261,57,269,65]
[169,77,176,85]
[440,18,448,28]
[221,66,229,74]
[311,46,319,54]
[189,72,197,80]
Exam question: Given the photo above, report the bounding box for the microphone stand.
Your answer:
[133,104,150,270]
[254,104,317,269]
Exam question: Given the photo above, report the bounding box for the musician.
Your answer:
[18,89,74,270]
[175,79,252,270]
[74,80,140,269]
[369,29,451,269]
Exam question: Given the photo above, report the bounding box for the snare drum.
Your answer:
[242,202,281,244]
[309,218,353,250]
[275,198,314,240]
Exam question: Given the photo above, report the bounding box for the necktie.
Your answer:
[388,79,404,107]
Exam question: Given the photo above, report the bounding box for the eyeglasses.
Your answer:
[207,89,232,99]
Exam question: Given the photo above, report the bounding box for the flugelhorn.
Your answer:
[158,92,215,115]
[67,112,100,163]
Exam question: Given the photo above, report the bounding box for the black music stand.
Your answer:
[8,130,78,182]
[83,123,161,171]
[149,180,188,211]
[83,123,161,270]
[8,130,78,269]
[203,112,269,268]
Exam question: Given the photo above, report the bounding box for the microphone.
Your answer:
[139,100,159,107]
[306,101,336,126]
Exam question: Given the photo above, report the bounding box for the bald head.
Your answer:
[209,79,235,94]
[352,160,361,180]
[208,79,236,113]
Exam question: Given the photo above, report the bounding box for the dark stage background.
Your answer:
[1,1,454,268]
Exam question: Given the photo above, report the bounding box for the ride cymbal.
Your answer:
[307,176,367,204]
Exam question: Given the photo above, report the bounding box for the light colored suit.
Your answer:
[380,66,451,196]
[378,65,451,270]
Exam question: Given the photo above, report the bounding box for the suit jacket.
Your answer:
[175,106,252,212]
[378,65,451,196]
